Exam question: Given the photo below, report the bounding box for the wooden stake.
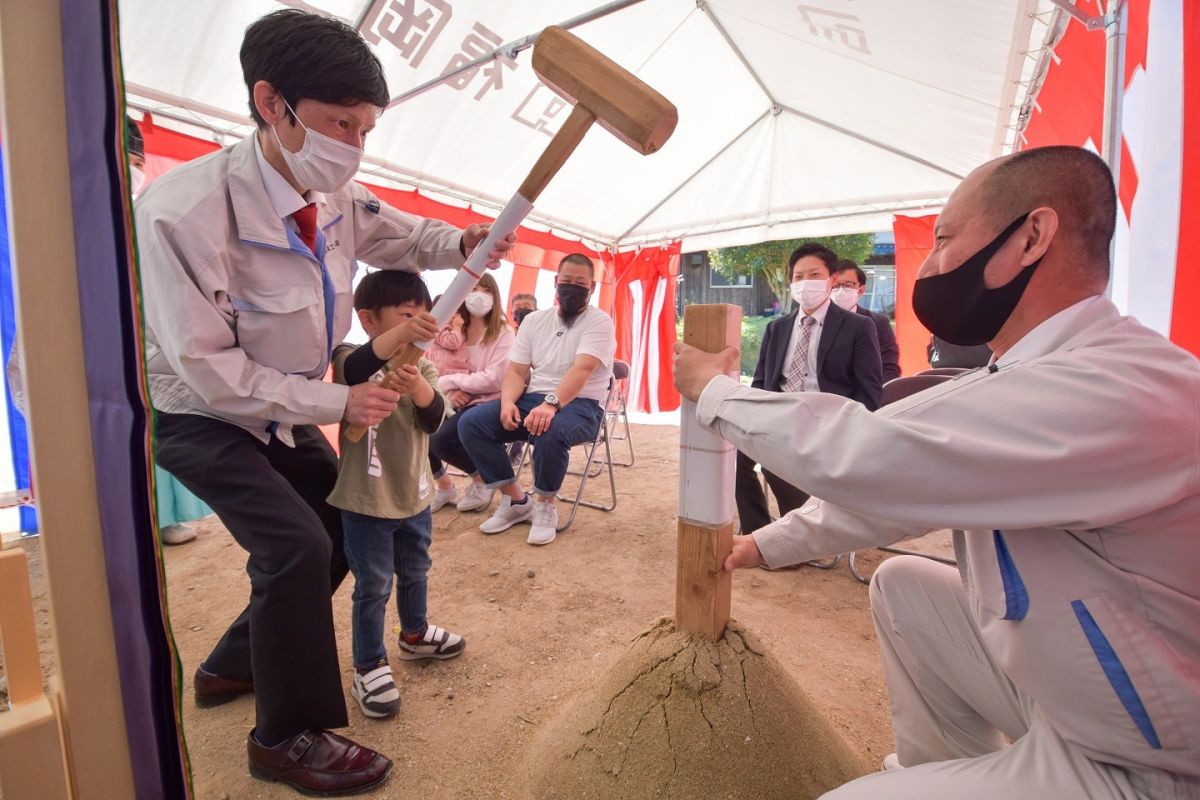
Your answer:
[675,304,741,639]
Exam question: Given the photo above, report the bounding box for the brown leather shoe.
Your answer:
[247,729,392,796]
[193,665,254,708]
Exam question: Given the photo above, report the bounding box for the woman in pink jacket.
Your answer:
[429,273,513,511]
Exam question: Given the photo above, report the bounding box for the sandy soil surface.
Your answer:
[5,423,953,799]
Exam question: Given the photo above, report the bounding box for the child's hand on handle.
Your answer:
[382,364,422,398]
[396,312,439,347]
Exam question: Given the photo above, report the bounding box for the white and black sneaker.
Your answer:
[479,494,534,534]
[351,661,401,719]
[397,624,466,661]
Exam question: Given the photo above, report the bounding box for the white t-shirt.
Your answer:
[509,306,616,404]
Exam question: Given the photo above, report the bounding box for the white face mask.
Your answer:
[130,165,146,196]
[790,279,829,310]
[272,99,364,193]
[830,286,860,311]
[464,291,494,317]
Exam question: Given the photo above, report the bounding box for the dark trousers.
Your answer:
[154,413,349,742]
[734,449,810,534]
[428,406,474,475]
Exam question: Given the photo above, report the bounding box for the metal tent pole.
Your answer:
[386,0,648,108]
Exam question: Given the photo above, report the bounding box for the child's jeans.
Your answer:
[342,507,432,668]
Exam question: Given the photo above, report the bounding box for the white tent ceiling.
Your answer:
[120,0,1053,250]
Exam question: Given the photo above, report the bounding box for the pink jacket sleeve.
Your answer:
[440,327,513,395]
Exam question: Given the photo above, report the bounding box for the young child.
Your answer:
[327,270,465,720]
[425,294,471,377]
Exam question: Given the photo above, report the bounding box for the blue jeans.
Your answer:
[458,393,603,497]
[342,507,432,668]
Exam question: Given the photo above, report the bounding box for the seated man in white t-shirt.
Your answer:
[457,254,616,545]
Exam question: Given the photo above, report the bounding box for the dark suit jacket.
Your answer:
[857,306,900,381]
[753,301,883,410]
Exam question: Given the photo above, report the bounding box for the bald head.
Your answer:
[975,146,1116,273]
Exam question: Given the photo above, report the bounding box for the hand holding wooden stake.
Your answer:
[675,304,742,640]
[344,26,677,442]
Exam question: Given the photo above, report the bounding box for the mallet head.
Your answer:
[532,26,677,155]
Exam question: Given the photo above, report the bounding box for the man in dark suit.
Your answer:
[833,259,901,381]
[735,244,883,534]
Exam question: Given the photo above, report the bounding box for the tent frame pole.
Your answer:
[699,0,963,181]
[385,0,648,109]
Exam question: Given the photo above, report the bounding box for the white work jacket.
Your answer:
[136,135,463,443]
[697,296,1200,784]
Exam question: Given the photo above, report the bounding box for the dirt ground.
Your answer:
[6,422,953,799]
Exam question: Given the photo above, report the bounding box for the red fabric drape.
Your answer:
[1171,0,1200,357]
[892,215,936,377]
[604,245,681,413]
[1018,0,1198,359]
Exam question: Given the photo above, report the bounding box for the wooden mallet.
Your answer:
[345,25,677,442]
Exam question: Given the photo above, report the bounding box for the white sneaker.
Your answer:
[456,481,495,512]
[160,523,197,546]
[431,484,460,512]
[479,494,534,534]
[527,500,557,546]
[881,753,904,771]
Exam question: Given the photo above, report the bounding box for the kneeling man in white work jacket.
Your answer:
[674,146,1200,799]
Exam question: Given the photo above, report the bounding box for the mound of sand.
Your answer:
[530,617,868,799]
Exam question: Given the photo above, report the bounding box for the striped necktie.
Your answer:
[782,315,816,392]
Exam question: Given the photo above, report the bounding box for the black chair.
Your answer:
[919,367,970,377]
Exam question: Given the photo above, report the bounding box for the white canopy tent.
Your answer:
[119,0,1057,252]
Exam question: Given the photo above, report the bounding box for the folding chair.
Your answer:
[515,375,618,532]
[605,359,634,467]
[846,373,961,583]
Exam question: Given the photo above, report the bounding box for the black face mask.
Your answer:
[912,213,1043,347]
[556,283,590,320]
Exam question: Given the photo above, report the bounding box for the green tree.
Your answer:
[708,233,875,312]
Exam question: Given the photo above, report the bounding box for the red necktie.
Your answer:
[292,203,318,255]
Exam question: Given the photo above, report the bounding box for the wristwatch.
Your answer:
[544,393,561,410]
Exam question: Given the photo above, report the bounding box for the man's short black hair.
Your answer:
[126,116,144,158]
[240,10,390,128]
[787,243,838,275]
[354,270,431,314]
[835,259,867,286]
[559,253,595,280]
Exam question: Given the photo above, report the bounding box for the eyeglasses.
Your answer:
[834,282,862,290]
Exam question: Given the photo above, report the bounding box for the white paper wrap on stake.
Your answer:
[677,367,738,526]
[416,191,535,350]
